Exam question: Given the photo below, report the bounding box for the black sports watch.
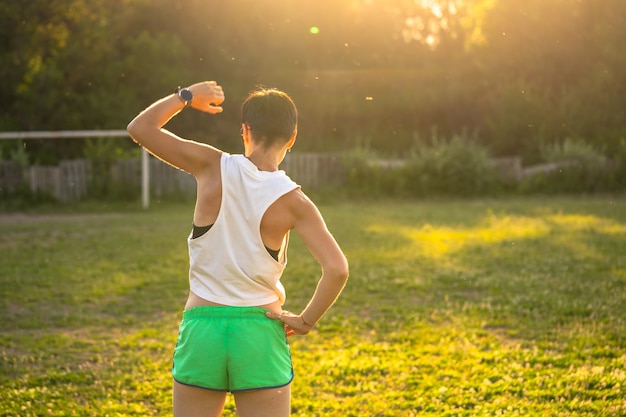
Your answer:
[175,86,193,107]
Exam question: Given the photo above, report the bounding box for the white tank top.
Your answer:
[188,153,300,306]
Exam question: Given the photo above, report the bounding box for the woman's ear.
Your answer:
[241,123,250,141]
[241,124,252,155]
[286,128,297,150]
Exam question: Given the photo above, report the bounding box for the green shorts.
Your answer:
[172,306,293,392]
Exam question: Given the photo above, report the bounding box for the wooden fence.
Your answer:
[0,152,348,202]
[0,159,93,202]
[1,153,554,203]
[282,152,346,188]
[0,160,22,194]
[113,158,196,197]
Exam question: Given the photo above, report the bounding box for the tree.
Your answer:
[2,0,625,163]
[475,0,626,158]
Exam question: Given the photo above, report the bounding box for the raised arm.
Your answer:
[126,81,225,177]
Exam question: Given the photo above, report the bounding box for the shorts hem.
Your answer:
[173,372,294,393]
[230,372,295,393]
[173,377,229,392]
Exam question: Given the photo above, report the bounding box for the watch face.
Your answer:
[179,88,193,102]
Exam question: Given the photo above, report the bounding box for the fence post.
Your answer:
[141,148,150,209]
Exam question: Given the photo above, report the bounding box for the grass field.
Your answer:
[1,196,625,416]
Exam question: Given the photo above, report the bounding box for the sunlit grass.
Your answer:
[1,196,625,416]
[367,214,549,261]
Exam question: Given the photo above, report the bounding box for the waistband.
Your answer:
[182,306,269,320]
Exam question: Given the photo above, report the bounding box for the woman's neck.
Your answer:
[246,151,280,172]
[245,146,288,172]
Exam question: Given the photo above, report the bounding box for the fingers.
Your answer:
[265,311,296,323]
[205,105,223,114]
[265,311,281,320]
[188,81,225,114]
[202,81,224,98]
[265,311,310,336]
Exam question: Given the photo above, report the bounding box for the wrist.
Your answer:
[300,315,315,328]
[174,86,193,108]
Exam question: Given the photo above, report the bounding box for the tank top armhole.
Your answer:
[191,223,213,239]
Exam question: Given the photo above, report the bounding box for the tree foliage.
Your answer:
[1,0,625,164]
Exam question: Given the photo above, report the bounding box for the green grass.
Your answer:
[1,196,625,416]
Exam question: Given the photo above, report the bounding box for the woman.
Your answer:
[127,81,349,417]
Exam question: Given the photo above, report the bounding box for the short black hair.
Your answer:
[241,87,298,147]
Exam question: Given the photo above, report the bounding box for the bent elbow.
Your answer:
[330,259,349,284]
[340,261,350,283]
[126,118,148,147]
[126,118,140,140]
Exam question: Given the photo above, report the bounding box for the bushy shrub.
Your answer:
[343,137,500,198]
[343,147,407,198]
[404,136,499,197]
[610,138,626,190]
[519,138,616,193]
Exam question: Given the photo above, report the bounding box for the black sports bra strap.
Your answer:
[192,224,213,239]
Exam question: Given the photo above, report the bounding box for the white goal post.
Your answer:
[0,130,151,209]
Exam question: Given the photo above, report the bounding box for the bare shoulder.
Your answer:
[285,189,348,273]
[283,188,318,214]
[282,189,329,232]
[194,147,222,178]
[263,188,321,232]
[264,188,311,225]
